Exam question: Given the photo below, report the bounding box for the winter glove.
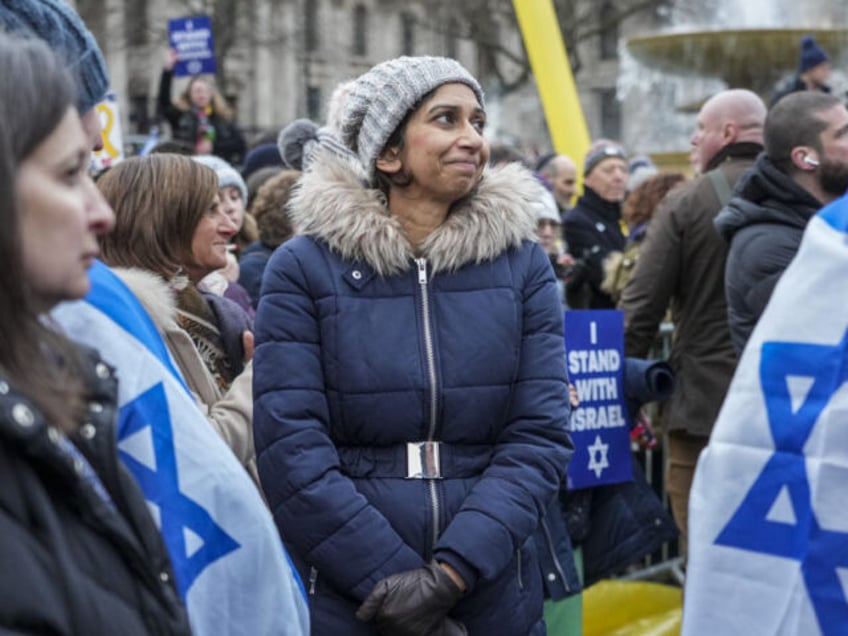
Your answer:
[355,561,466,636]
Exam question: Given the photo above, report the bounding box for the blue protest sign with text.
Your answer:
[564,310,632,489]
[168,16,217,77]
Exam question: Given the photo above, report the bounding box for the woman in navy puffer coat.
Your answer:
[254,56,573,636]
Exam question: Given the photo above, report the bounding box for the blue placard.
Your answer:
[564,309,632,489]
[168,16,217,77]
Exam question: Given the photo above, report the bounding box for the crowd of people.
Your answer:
[2,0,847,633]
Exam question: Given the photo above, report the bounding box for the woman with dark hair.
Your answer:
[157,47,246,164]
[96,154,260,485]
[0,34,190,635]
[256,57,573,635]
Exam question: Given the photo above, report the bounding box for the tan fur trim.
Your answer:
[601,251,624,296]
[289,152,540,276]
[111,267,180,333]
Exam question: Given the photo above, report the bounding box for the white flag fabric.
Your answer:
[683,194,848,635]
[53,262,309,636]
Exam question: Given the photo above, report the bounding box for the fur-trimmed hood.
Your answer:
[288,151,542,276]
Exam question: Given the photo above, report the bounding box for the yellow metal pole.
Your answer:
[512,0,591,180]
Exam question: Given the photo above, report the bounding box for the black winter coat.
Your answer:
[715,154,822,352]
[563,187,626,309]
[0,348,191,636]
[769,76,831,107]
[157,70,246,165]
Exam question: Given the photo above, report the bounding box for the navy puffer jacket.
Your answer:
[254,154,573,635]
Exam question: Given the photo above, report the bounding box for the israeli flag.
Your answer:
[53,262,309,636]
[683,194,848,635]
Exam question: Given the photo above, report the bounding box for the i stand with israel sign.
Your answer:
[564,309,632,489]
[168,16,216,77]
[683,193,848,636]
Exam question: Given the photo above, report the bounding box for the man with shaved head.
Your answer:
[619,89,767,558]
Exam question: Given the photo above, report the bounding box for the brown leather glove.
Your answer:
[355,561,466,636]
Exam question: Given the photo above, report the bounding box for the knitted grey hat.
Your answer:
[192,155,248,203]
[278,119,356,172]
[0,0,109,114]
[338,56,485,181]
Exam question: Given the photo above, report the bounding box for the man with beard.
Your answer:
[715,91,848,352]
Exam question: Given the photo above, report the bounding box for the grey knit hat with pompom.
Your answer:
[337,56,484,181]
[278,119,356,172]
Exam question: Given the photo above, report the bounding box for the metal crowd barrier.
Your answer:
[619,321,685,586]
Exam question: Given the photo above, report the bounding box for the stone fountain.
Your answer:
[628,28,848,99]
[617,0,848,169]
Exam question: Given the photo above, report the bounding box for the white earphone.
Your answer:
[803,155,820,167]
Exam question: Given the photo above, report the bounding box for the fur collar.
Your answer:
[288,151,541,276]
[111,267,179,333]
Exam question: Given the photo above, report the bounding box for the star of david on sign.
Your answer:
[587,434,610,479]
[117,383,239,598]
[715,332,848,633]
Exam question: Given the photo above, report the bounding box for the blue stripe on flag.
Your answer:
[818,194,848,232]
[85,261,190,395]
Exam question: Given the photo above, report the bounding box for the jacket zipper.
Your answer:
[516,549,523,589]
[308,566,318,595]
[416,258,441,550]
[541,518,571,593]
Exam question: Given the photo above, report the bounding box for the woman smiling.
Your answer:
[256,56,573,635]
[96,154,260,485]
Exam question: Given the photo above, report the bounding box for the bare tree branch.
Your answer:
[413,0,669,94]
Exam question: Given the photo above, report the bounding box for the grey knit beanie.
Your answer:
[338,56,485,181]
[0,0,109,114]
[192,155,248,203]
[278,119,357,172]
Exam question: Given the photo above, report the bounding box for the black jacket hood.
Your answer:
[715,154,822,242]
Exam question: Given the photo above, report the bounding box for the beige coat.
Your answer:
[113,268,260,487]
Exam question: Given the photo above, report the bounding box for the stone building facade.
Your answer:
[78,0,666,159]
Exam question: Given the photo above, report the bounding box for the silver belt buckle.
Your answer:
[406,441,442,479]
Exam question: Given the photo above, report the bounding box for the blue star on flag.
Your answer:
[715,332,848,634]
[118,383,240,597]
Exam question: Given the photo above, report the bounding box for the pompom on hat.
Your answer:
[277,118,356,172]
[336,56,485,181]
[798,35,830,74]
[0,0,109,114]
